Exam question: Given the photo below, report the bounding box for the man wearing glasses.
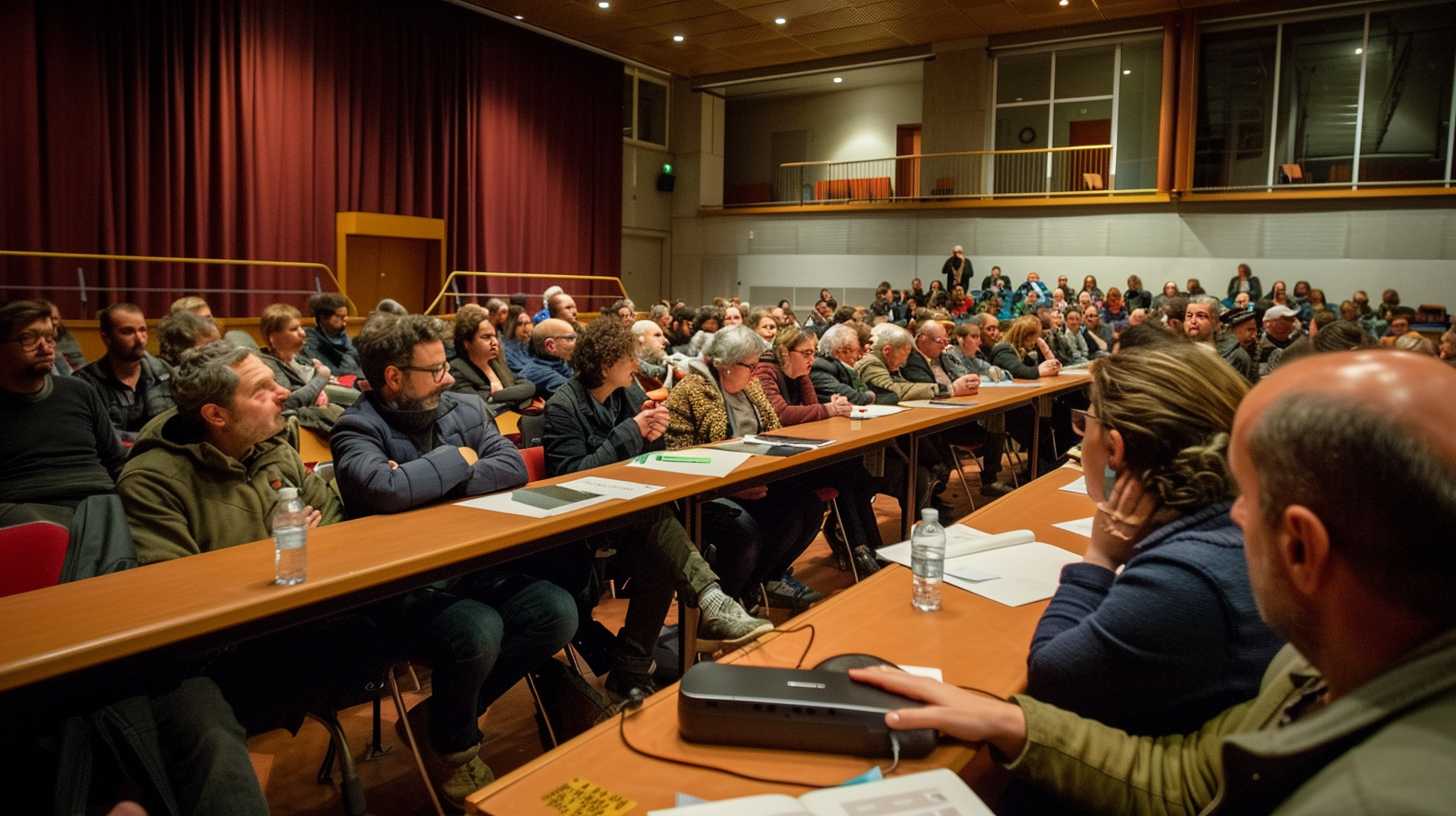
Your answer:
[517,317,578,400]
[0,300,126,527]
[331,313,576,806]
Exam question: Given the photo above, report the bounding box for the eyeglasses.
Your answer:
[1070,408,1103,437]
[5,331,57,351]
[788,347,815,359]
[401,362,450,382]
[550,334,578,343]
[730,361,756,373]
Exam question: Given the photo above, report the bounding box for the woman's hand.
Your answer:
[1036,359,1060,377]
[1086,471,1159,570]
[826,394,853,417]
[848,666,1028,759]
[633,400,670,442]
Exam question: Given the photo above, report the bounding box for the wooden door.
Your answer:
[896,124,922,198]
[345,236,430,313]
[1067,119,1111,191]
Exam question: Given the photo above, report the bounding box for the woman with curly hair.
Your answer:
[1025,341,1283,735]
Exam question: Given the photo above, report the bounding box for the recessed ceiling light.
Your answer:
[1122,68,1132,75]
[1059,0,1069,6]
[673,34,685,42]
[597,1,610,8]
[774,17,787,25]
[1354,46,1363,54]
[832,76,843,83]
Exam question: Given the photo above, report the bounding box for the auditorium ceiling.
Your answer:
[460,0,1259,77]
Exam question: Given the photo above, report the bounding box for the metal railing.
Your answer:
[0,249,356,314]
[740,144,1144,207]
[424,271,628,315]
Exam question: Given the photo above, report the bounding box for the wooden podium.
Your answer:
[335,212,446,314]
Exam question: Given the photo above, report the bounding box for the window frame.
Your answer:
[1194,0,1456,190]
[623,66,671,151]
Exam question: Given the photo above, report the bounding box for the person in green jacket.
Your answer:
[851,349,1456,815]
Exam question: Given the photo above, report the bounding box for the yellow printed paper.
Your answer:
[541,777,635,816]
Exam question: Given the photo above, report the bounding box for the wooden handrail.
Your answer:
[423,270,629,315]
[0,249,357,314]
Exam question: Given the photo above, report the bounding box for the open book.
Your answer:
[647,769,992,816]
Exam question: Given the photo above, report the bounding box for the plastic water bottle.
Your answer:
[911,508,945,612]
[273,487,308,586]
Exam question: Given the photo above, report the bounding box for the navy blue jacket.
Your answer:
[304,326,364,379]
[331,391,526,518]
[516,353,573,400]
[1026,501,1284,735]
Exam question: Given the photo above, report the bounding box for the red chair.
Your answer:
[0,521,70,597]
[521,446,546,482]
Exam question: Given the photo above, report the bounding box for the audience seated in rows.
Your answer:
[502,304,534,372]
[449,305,540,417]
[541,317,772,696]
[516,318,576,400]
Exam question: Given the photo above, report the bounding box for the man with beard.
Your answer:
[632,318,678,389]
[76,303,175,442]
[0,300,125,527]
[330,314,577,806]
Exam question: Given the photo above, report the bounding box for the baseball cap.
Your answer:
[1263,304,1299,321]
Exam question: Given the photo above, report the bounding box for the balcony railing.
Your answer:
[725,145,1151,207]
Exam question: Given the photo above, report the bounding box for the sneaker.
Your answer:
[762,578,820,611]
[782,573,825,604]
[604,669,658,704]
[851,545,882,578]
[433,747,495,811]
[979,480,1014,499]
[696,600,773,652]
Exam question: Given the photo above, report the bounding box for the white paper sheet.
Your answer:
[1059,476,1088,495]
[1053,516,1096,538]
[878,524,1079,606]
[558,476,664,501]
[455,491,614,518]
[847,404,906,418]
[625,448,752,478]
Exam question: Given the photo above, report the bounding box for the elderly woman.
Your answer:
[542,317,771,695]
[810,322,883,405]
[1026,341,1282,734]
[666,326,829,608]
[449,306,539,416]
[754,325,880,573]
[257,303,360,410]
[503,305,534,372]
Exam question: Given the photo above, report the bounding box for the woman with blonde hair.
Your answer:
[1025,341,1282,734]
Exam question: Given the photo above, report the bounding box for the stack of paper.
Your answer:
[878,525,1079,606]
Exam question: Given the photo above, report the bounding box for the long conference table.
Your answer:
[0,371,1091,714]
[467,464,1096,815]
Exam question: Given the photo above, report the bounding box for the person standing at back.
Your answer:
[942,245,974,292]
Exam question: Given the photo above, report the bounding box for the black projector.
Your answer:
[678,662,937,758]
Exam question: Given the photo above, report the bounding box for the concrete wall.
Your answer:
[670,206,1456,310]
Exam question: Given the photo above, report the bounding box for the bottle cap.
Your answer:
[921,508,939,523]
[278,487,299,500]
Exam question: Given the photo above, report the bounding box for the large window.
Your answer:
[623,67,669,149]
[993,38,1163,193]
[1195,1,1456,189]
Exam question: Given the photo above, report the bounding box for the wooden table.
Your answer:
[466,466,1096,815]
[0,374,1090,703]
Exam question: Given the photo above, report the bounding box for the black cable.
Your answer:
[735,622,816,668]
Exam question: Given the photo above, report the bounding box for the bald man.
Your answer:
[851,350,1456,815]
[516,318,577,399]
[632,319,674,389]
[548,293,579,326]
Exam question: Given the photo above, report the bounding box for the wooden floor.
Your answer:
[253,465,992,815]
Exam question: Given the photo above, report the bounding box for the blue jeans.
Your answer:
[702,482,825,598]
[397,572,577,754]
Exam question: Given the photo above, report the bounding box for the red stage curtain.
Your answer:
[0,0,622,317]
